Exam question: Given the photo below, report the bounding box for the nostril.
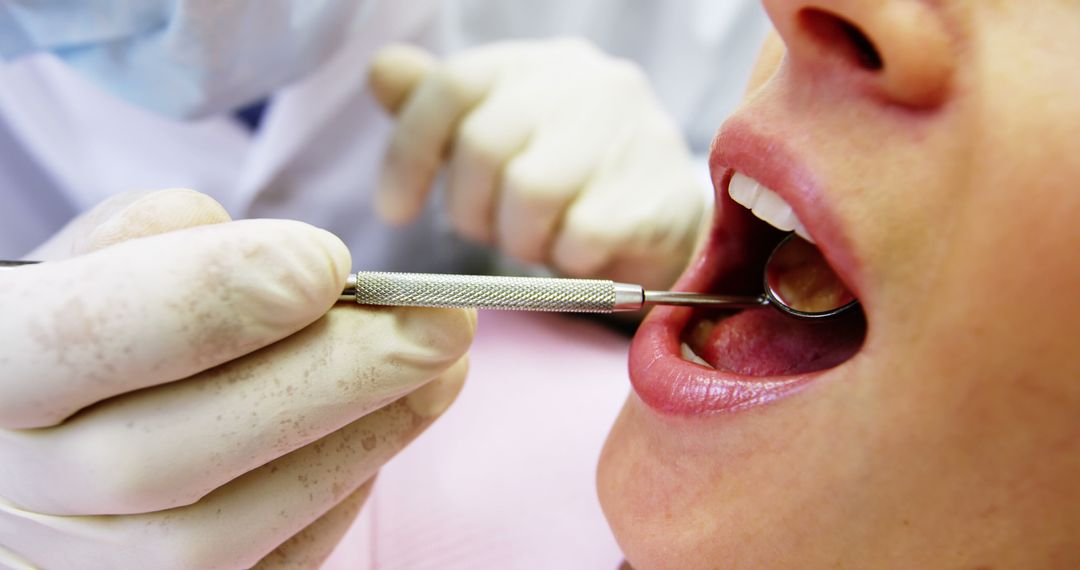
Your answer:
[799,8,883,72]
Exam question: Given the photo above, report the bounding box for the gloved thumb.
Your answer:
[368,44,438,115]
[30,189,231,260]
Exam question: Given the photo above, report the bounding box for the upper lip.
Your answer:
[627,118,864,416]
[709,118,863,302]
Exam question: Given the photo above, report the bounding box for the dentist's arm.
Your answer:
[370,40,707,291]
[0,190,474,569]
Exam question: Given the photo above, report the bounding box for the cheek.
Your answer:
[748,68,975,324]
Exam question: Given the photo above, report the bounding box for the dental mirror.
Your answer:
[761,233,858,319]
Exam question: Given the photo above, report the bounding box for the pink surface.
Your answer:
[321,311,630,569]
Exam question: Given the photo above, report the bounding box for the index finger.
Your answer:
[375,46,510,224]
[0,219,350,429]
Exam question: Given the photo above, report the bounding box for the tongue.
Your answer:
[686,307,865,376]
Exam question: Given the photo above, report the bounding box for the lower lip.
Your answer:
[628,174,835,416]
[629,304,816,416]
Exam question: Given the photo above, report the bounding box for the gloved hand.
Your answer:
[0,189,475,569]
[370,40,707,291]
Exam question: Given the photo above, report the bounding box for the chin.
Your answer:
[598,393,828,569]
[597,395,723,569]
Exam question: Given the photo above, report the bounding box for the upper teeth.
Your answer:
[728,172,814,243]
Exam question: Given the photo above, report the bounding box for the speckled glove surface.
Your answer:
[371,40,706,291]
[0,190,474,569]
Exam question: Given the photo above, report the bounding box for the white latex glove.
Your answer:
[370,40,707,291]
[0,190,475,569]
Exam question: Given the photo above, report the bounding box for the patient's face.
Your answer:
[598,1,1080,567]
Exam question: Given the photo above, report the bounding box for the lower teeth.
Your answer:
[680,342,713,368]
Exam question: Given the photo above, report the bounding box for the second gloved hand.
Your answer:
[370,40,706,291]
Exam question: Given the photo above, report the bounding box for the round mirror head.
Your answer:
[763,233,858,319]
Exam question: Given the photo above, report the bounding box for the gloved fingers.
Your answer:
[0,307,475,515]
[77,189,232,254]
[27,190,155,260]
[551,164,705,289]
[0,537,34,570]
[553,206,700,290]
[494,130,605,264]
[28,189,231,260]
[445,90,535,244]
[368,44,438,115]
[252,478,374,569]
[0,219,350,429]
[375,46,510,225]
[0,365,466,570]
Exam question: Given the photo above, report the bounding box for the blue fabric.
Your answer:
[0,5,34,58]
[0,1,376,120]
[234,98,271,132]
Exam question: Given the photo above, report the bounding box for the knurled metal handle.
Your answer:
[347,271,624,313]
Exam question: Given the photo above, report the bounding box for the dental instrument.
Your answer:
[0,234,857,319]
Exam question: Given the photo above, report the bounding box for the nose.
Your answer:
[762,0,956,108]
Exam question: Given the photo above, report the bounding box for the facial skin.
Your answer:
[598,1,1080,568]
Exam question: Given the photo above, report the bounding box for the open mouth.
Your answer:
[628,123,868,415]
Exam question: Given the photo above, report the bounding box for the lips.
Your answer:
[628,120,866,415]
